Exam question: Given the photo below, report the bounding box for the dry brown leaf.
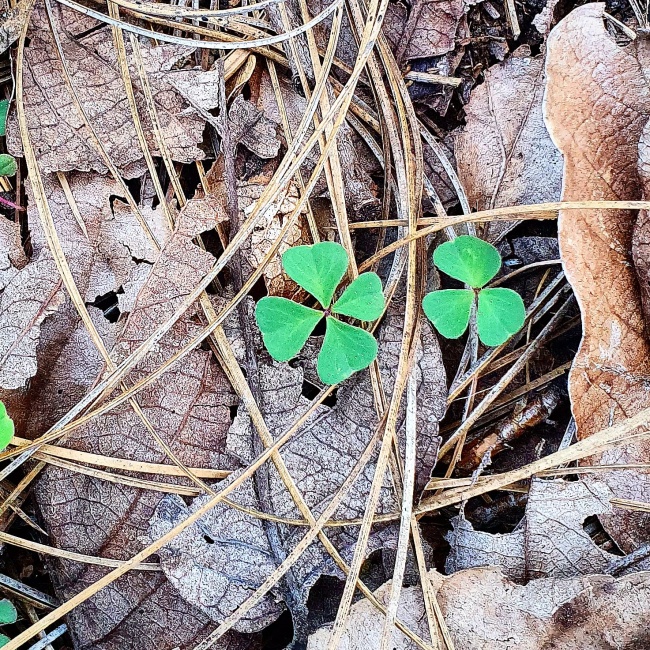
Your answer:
[544,3,650,551]
[308,566,650,649]
[446,479,618,580]
[383,0,465,62]
[455,45,563,242]
[145,290,446,637]
[0,0,29,54]
[27,196,257,650]
[7,2,220,176]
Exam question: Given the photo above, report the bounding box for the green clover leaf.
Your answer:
[0,402,14,452]
[433,235,501,288]
[0,634,9,647]
[255,242,385,385]
[0,600,16,626]
[0,154,16,178]
[423,236,525,347]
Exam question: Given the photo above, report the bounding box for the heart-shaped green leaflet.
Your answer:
[422,289,474,339]
[0,600,16,626]
[282,242,349,308]
[317,317,378,385]
[433,235,501,288]
[332,272,385,320]
[0,100,9,137]
[0,155,16,178]
[255,297,322,361]
[477,288,526,346]
[0,635,10,647]
[0,402,14,452]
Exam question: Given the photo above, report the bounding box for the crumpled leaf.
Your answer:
[446,479,618,580]
[0,216,27,291]
[544,2,650,552]
[7,3,221,176]
[145,288,447,635]
[308,566,650,649]
[455,45,563,242]
[383,0,465,62]
[31,196,255,650]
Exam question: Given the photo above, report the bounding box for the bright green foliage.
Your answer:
[0,403,14,452]
[255,242,385,384]
[433,235,501,288]
[0,100,8,137]
[331,272,384,320]
[0,600,16,625]
[282,242,348,308]
[255,298,322,362]
[317,318,378,385]
[422,289,474,339]
[0,634,9,647]
[423,236,525,347]
[477,288,526,347]
[0,154,16,177]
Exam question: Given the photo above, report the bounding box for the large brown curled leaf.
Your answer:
[308,567,650,649]
[29,195,259,650]
[7,1,221,176]
[544,3,650,551]
[455,45,563,242]
[144,288,446,635]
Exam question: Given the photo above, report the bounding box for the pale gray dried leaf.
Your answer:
[7,3,216,175]
[226,94,281,160]
[308,567,650,649]
[455,45,562,242]
[146,289,446,636]
[33,197,250,650]
[383,0,464,62]
[446,479,617,580]
[0,217,27,291]
[545,3,650,552]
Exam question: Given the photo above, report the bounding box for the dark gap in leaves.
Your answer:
[311,319,326,337]
[300,379,338,407]
[260,608,293,650]
[229,404,239,421]
[177,157,202,197]
[123,176,141,205]
[108,194,127,214]
[248,275,268,302]
[465,492,528,534]
[203,534,215,544]
[582,515,625,556]
[88,290,120,323]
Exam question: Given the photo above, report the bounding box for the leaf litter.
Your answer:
[4,0,650,648]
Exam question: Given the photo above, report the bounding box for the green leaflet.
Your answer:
[433,235,501,288]
[0,403,14,452]
[477,288,526,347]
[255,297,322,362]
[422,289,474,339]
[317,317,378,385]
[0,601,16,626]
[0,634,10,647]
[332,272,385,320]
[282,242,349,308]
[0,154,16,178]
[0,100,8,138]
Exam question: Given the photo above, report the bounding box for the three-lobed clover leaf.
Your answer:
[422,235,525,347]
[0,402,13,452]
[255,242,385,385]
[0,598,17,648]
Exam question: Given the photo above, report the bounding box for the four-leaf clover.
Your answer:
[422,235,525,346]
[255,242,385,385]
[0,402,13,452]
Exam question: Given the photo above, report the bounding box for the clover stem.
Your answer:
[323,308,332,318]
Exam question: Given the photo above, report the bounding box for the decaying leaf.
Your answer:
[544,3,650,552]
[383,0,465,62]
[455,45,563,242]
[7,2,221,176]
[31,196,253,650]
[144,288,446,636]
[446,479,618,580]
[0,0,29,55]
[308,566,650,649]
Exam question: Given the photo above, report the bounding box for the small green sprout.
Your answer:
[422,235,525,347]
[0,598,17,647]
[0,402,14,452]
[255,242,385,385]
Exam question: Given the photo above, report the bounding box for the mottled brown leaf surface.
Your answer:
[7,2,220,176]
[455,45,563,242]
[308,567,650,649]
[145,290,446,635]
[31,197,254,650]
[544,3,650,551]
[446,479,617,580]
